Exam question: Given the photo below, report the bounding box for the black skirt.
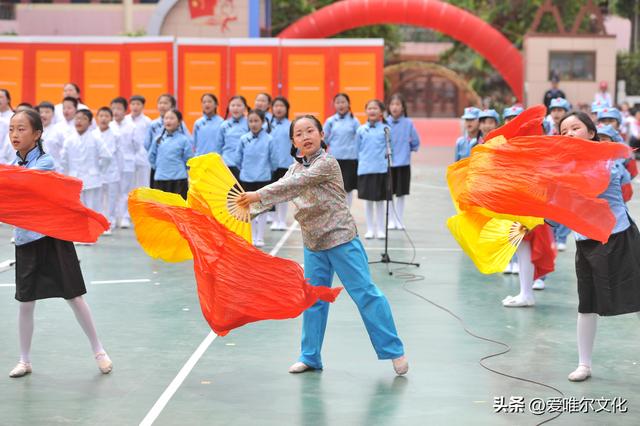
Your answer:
[272,168,288,182]
[391,165,411,196]
[15,237,86,302]
[149,169,156,189]
[337,159,358,192]
[575,221,640,316]
[241,180,271,192]
[155,179,188,200]
[357,173,392,201]
[229,166,241,182]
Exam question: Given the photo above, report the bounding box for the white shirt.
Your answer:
[0,120,11,164]
[110,119,138,173]
[54,102,89,124]
[125,113,152,167]
[0,109,13,125]
[93,126,122,184]
[594,91,613,106]
[45,120,76,172]
[60,129,112,190]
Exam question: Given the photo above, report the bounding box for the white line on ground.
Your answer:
[0,283,15,287]
[90,279,151,285]
[279,245,461,252]
[139,222,299,426]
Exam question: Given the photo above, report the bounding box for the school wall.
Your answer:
[14,4,155,36]
[524,35,617,107]
[0,37,383,129]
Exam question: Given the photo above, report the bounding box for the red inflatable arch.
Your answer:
[279,0,523,101]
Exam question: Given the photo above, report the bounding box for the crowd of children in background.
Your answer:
[0,85,421,247]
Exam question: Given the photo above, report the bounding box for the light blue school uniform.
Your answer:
[12,147,55,246]
[270,117,293,170]
[356,121,389,175]
[193,114,224,156]
[454,134,482,162]
[214,116,248,168]
[386,116,420,167]
[324,113,360,160]
[147,131,194,181]
[145,118,191,152]
[236,129,277,182]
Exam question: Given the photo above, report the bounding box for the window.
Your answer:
[549,51,596,81]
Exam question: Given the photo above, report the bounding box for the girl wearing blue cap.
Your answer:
[193,93,224,157]
[236,109,277,247]
[357,99,391,239]
[478,109,500,137]
[237,115,408,376]
[269,96,292,231]
[558,111,640,383]
[454,107,482,161]
[148,109,194,200]
[546,98,570,135]
[386,94,420,230]
[214,95,249,181]
[598,108,638,185]
[324,93,360,207]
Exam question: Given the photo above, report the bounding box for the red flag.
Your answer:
[188,0,216,19]
[0,165,109,243]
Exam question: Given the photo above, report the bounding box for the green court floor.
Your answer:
[1,148,639,425]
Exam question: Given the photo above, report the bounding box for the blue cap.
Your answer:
[461,107,480,120]
[597,107,622,124]
[502,106,523,120]
[596,124,622,141]
[479,109,500,122]
[591,99,610,113]
[549,97,571,112]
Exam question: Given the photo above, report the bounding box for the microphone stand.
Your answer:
[369,125,420,275]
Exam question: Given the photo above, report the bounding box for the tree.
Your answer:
[612,0,640,52]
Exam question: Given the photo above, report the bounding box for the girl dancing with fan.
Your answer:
[237,115,408,376]
[7,109,112,378]
[235,109,277,247]
[558,111,640,382]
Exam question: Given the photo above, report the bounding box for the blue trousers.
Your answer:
[300,238,404,369]
[554,224,571,244]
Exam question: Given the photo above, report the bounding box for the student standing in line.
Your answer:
[214,95,249,181]
[193,93,224,156]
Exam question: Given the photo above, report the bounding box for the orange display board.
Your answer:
[0,50,24,105]
[285,53,326,121]
[338,53,378,122]
[182,52,223,129]
[130,50,169,119]
[233,52,275,107]
[35,50,71,105]
[83,50,121,110]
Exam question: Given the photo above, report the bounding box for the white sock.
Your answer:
[365,201,375,233]
[276,203,288,227]
[516,240,534,300]
[346,191,354,208]
[255,214,266,241]
[577,313,598,367]
[18,301,36,363]
[67,296,104,354]
[394,196,406,227]
[375,201,386,234]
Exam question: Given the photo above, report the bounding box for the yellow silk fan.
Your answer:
[447,210,529,275]
[187,153,252,244]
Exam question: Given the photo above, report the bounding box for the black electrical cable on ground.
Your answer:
[382,202,566,425]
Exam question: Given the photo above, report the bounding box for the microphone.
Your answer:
[383,126,392,162]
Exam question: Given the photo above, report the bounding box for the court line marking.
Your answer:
[139,223,299,426]
[91,279,151,285]
[279,245,461,252]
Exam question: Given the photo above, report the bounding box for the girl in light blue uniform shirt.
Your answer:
[269,96,292,231]
[236,109,277,247]
[357,99,391,239]
[214,95,249,180]
[193,93,223,156]
[324,93,360,207]
[7,110,112,379]
[254,92,273,128]
[148,109,194,199]
[386,94,420,230]
[557,112,640,383]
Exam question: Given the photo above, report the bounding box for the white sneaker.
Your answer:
[503,263,513,274]
[387,221,397,230]
[557,242,567,252]
[9,361,32,378]
[376,231,386,239]
[502,294,535,307]
[511,263,520,275]
[120,218,131,229]
[10,237,15,245]
[288,362,313,374]
[254,239,265,247]
[365,231,374,239]
[95,352,112,374]
[533,279,545,290]
[103,228,113,236]
[568,365,591,382]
